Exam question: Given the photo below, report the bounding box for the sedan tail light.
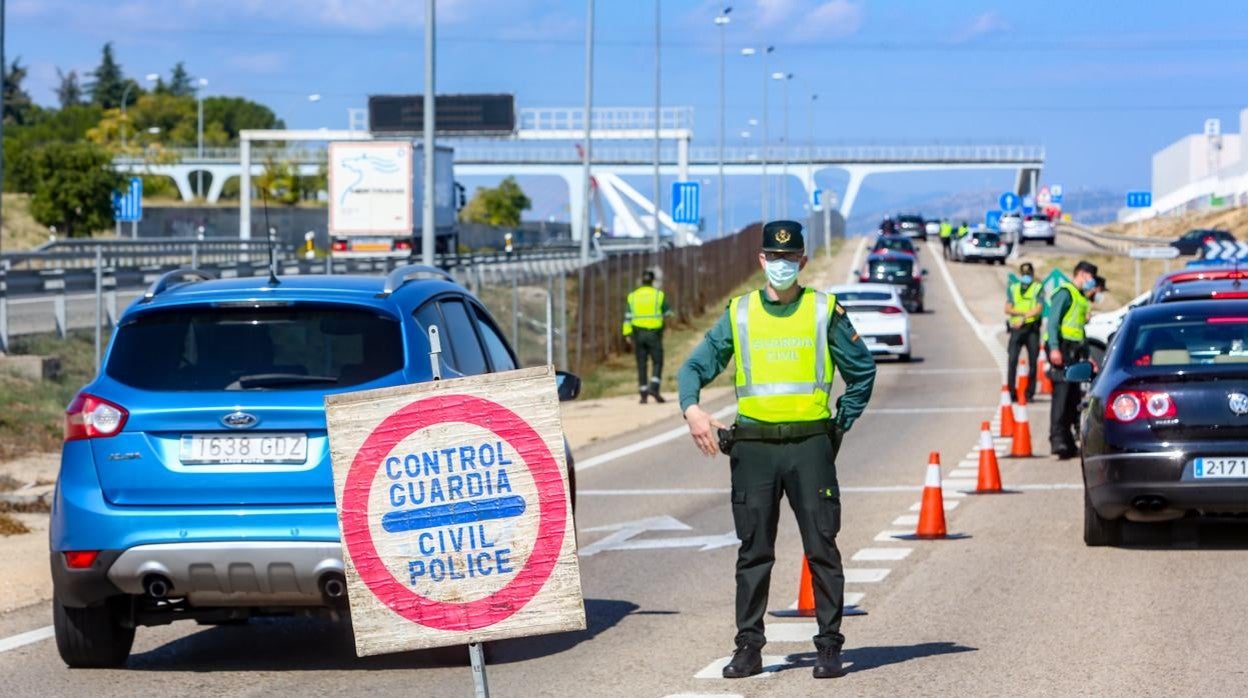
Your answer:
[879,305,903,314]
[65,393,129,441]
[1106,390,1176,422]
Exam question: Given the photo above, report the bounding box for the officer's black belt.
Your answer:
[732,421,832,441]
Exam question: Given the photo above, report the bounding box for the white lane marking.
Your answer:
[766,622,820,643]
[865,406,995,415]
[896,368,1000,375]
[695,655,791,679]
[958,460,978,468]
[667,694,744,698]
[852,547,913,561]
[845,568,891,583]
[874,530,911,541]
[943,478,978,491]
[575,404,736,472]
[580,488,730,497]
[845,591,865,606]
[845,236,868,285]
[948,469,978,479]
[908,500,959,512]
[929,239,1009,379]
[0,625,53,653]
[892,514,919,526]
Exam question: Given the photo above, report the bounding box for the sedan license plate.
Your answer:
[1194,457,1248,479]
[179,433,308,465]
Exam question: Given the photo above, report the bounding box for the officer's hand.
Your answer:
[1049,348,1064,367]
[623,336,633,349]
[684,405,726,457]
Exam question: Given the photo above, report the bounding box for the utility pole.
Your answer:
[196,78,207,199]
[652,0,661,253]
[714,6,731,238]
[0,0,6,256]
[579,0,595,264]
[808,92,817,218]
[772,71,792,219]
[762,47,773,223]
[421,0,437,266]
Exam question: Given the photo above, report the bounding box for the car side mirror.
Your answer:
[1064,361,1094,383]
[556,371,581,402]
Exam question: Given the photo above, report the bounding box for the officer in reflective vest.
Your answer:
[678,220,876,680]
[623,270,672,404]
[939,218,954,259]
[1005,262,1044,403]
[1046,260,1099,459]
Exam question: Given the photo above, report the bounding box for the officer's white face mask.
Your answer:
[765,258,800,290]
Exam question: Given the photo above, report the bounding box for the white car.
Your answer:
[827,283,912,361]
[1019,213,1055,245]
[999,212,1023,238]
[1085,291,1151,353]
[956,230,1008,264]
[924,220,941,238]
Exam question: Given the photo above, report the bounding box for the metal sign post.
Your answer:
[1128,246,1180,295]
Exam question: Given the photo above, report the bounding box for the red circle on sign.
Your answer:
[340,394,567,631]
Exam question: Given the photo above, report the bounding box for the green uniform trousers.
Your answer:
[632,327,664,392]
[729,430,845,650]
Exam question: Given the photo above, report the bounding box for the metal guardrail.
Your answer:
[1056,222,1159,254]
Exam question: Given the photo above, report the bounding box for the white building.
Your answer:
[1123,108,1248,222]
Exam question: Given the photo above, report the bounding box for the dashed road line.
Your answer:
[908,500,959,512]
[575,404,737,472]
[694,655,791,679]
[766,622,821,643]
[891,514,920,526]
[845,568,891,583]
[874,530,911,542]
[0,626,53,654]
[852,547,913,562]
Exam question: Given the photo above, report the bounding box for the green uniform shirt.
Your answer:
[1046,287,1072,350]
[677,287,877,430]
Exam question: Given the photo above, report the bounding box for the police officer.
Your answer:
[1005,262,1044,403]
[956,220,970,239]
[1046,260,1099,459]
[623,270,672,404]
[939,218,953,259]
[678,220,876,680]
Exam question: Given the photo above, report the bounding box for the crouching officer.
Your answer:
[623,270,672,403]
[678,220,876,680]
[1046,260,1098,459]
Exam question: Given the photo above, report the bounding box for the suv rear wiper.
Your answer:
[227,374,340,390]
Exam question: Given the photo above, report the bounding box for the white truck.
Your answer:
[327,141,457,257]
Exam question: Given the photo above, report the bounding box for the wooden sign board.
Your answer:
[326,365,585,657]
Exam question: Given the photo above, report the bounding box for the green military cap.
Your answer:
[762,220,805,252]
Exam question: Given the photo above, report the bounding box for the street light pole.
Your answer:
[772,71,792,218]
[652,0,661,253]
[714,7,731,238]
[196,77,207,199]
[421,0,437,266]
[120,73,159,151]
[580,0,594,265]
[808,92,817,209]
[762,47,773,223]
[0,0,6,257]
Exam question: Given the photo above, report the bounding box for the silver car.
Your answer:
[1020,213,1055,245]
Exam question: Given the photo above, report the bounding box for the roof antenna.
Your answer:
[261,185,280,286]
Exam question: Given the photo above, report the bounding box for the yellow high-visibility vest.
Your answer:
[729,288,834,423]
[1058,281,1090,342]
[623,286,665,336]
[1009,282,1042,328]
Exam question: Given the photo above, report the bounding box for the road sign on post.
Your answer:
[1202,239,1248,261]
[812,188,822,211]
[671,181,701,225]
[1130,245,1182,295]
[998,192,1019,211]
[325,365,585,659]
[986,210,1002,230]
[1050,184,1064,205]
[112,177,144,240]
[1126,191,1152,208]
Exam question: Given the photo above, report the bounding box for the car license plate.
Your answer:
[179,433,308,465]
[1194,457,1248,478]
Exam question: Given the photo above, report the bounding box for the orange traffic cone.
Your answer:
[1010,396,1034,458]
[1037,355,1053,395]
[998,384,1016,438]
[1016,357,1031,402]
[964,420,1016,495]
[769,557,867,617]
[895,452,968,540]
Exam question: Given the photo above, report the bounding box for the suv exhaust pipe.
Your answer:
[143,574,173,599]
[319,572,347,604]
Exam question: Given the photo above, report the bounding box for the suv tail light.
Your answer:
[64,551,100,569]
[65,393,129,441]
[1106,390,1176,422]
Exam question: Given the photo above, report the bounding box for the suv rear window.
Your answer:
[837,291,893,301]
[107,305,403,391]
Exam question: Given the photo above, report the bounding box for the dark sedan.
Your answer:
[895,214,927,241]
[871,234,918,257]
[1170,228,1235,256]
[859,251,925,312]
[1152,277,1248,304]
[1076,300,1248,546]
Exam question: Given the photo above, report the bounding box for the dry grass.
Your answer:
[1100,203,1248,240]
[0,193,54,252]
[0,330,103,462]
[1011,250,1175,311]
[0,513,31,536]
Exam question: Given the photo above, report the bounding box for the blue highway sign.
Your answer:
[1050,184,1064,205]
[998,192,1019,211]
[112,177,143,222]
[1126,191,1152,208]
[671,181,700,225]
[1203,239,1248,261]
[985,210,1002,230]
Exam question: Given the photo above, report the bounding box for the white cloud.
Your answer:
[748,0,864,39]
[955,11,1011,43]
[226,51,290,75]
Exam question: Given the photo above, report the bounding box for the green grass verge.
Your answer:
[0,330,102,461]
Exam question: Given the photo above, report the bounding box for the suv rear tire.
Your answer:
[53,595,134,668]
[1083,489,1122,547]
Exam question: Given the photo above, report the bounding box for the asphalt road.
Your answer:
[2,239,1246,696]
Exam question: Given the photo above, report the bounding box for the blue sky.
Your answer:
[10,0,1248,227]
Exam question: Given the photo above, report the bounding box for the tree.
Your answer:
[167,62,195,98]
[3,58,35,125]
[55,68,84,108]
[201,96,284,141]
[459,177,532,227]
[4,105,104,192]
[19,143,122,237]
[86,43,130,109]
[255,158,300,205]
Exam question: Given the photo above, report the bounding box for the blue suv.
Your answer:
[50,265,579,667]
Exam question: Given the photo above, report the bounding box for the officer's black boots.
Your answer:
[812,646,846,679]
[722,644,763,679]
[649,382,666,403]
[639,390,648,405]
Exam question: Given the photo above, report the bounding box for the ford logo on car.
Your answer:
[221,411,260,429]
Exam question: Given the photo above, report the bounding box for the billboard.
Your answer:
[328,142,413,235]
[369,94,516,135]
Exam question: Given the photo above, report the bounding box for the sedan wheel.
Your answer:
[1083,488,1122,546]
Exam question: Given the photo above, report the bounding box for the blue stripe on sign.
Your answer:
[381,495,527,533]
